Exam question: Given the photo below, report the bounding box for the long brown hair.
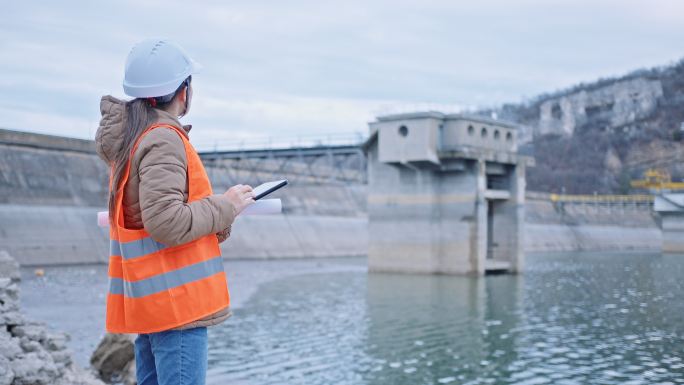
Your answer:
[108,77,190,221]
[108,99,155,221]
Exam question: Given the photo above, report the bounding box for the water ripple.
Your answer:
[207,253,684,385]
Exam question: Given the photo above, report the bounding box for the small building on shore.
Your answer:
[363,112,533,275]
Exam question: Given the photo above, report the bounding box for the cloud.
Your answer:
[0,106,97,139]
[1,0,684,143]
[185,93,466,150]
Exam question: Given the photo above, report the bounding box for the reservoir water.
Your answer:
[20,253,684,384]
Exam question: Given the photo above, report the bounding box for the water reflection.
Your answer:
[364,272,524,384]
[207,253,684,384]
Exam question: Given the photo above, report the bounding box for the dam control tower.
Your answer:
[363,112,533,275]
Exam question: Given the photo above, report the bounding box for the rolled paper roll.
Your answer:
[240,199,282,216]
[97,211,109,228]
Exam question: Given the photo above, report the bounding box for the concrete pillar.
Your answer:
[472,160,487,275]
[510,162,526,273]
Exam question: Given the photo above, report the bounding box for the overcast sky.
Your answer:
[2,0,684,149]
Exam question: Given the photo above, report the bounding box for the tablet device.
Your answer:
[252,179,288,200]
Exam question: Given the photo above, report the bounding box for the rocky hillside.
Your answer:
[480,58,684,194]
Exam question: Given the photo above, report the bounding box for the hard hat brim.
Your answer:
[190,58,203,75]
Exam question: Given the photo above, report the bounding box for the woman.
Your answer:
[95,39,253,385]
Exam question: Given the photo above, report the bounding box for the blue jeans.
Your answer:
[135,327,208,385]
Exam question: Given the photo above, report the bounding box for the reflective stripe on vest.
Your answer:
[110,237,168,260]
[108,256,224,297]
[105,123,230,334]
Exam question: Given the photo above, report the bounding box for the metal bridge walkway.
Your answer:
[197,134,367,185]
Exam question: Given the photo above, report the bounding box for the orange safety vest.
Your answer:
[106,123,230,334]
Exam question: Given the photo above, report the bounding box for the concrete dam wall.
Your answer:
[0,129,660,266]
[0,128,368,265]
[524,193,660,252]
[0,204,368,266]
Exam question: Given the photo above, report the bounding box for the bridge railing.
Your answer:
[197,132,369,185]
[194,132,367,153]
[548,194,654,204]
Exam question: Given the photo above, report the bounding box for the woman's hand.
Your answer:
[224,184,255,214]
[216,226,231,243]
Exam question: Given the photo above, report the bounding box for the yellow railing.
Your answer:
[548,194,654,203]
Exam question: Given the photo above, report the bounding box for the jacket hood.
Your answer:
[95,95,190,164]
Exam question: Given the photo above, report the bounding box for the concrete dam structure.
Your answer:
[0,127,662,267]
[364,112,530,275]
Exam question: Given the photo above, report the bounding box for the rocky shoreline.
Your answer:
[0,251,104,385]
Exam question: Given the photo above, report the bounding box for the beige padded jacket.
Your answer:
[95,95,233,330]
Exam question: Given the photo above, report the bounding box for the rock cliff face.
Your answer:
[483,58,684,194]
[0,251,104,385]
[536,77,663,139]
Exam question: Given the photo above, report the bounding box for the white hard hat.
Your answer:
[122,39,202,98]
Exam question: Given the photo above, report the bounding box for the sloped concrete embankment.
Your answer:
[0,250,104,385]
[525,193,660,252]
[0,131,369,265]
[0,204,368,266]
